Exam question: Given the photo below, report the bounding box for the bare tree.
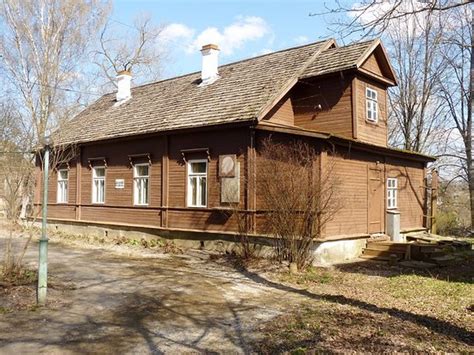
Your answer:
[93,15,165,90]
[387,10,450,154]
[314,0,471,39]
[0,0,107,281]
[256,139,341,271]
[0,0,109,144]
[437,5,473,229]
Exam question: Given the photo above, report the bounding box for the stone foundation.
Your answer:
[39,219,373,266]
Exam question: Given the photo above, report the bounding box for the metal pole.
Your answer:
[37,143,50,305]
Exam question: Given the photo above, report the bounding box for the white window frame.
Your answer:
[56,169,68,203]
[366,87,378,123]
[92,166,106,204]
[187,159,208,208]
[133,163,150,206]
[387,178,398,209]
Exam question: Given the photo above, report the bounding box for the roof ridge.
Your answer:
[320,38,379,53]
[100,39,333,96]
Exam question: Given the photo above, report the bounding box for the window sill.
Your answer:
[365,119,379,125]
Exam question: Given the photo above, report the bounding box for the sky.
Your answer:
[112,0,350,79]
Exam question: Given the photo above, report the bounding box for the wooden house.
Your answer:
[34,39,435,264]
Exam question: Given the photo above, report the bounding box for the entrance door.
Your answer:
[368,166,383,234]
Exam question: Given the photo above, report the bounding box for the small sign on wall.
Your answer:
[115,179,125,189]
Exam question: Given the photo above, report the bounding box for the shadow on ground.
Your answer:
[227,262,474,347]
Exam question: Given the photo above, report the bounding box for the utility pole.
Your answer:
[37,137,50,305]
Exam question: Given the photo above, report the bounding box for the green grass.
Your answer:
[280,266,335,286]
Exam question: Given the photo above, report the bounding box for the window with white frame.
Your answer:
[92,167,105,204]
[366,87,378,123]
[134,164,149,205]
[387,178,398,209]
[57,169,68,203]
[187,160,207,207]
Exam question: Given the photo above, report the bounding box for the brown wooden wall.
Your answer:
[386,157,425,230]
[355,76,388,147]
[252,131,426,239]
[36,127,426,240]
[263,95,294,126]
[361,53,383,77]
[324,151,376,237]
[292,75,354,138]
[39,128,248,233]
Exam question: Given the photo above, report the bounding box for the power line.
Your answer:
[15,77,104,97]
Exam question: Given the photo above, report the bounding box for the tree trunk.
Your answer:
[469,8,474,231]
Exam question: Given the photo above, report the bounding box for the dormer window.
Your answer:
[366,87,378,123]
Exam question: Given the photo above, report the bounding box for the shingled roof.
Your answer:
[57,39,332,145]
[56,38,388,145]
[301,39,378,78]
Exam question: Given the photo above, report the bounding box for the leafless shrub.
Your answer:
[257,138,341,271]
[225,203,258,260]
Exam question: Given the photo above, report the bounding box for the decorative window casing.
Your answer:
[57,169,68,203]
[187,160,207,207]
[366,87,378,123]
[134,164,149,205]
[387,178,398,209]
[92,167,105,204]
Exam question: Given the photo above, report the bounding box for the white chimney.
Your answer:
[116,70,132,102]
[200,44,219,85]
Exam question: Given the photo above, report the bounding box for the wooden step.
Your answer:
[365,243,408,253]
[362,249,405,259]
[360,254,391,261]
[367,241,409,247]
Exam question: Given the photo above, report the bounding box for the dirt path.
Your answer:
[0,235,298,354]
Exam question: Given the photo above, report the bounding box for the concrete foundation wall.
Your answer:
[312,238,368,266]
[42,219,371,266]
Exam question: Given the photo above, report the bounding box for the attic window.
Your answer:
[366,88,378,123]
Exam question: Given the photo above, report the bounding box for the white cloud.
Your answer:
[350,0,465,36]
[294,35,309,45]
[160,23,195,45]
[159,16,271,57]
[254,48,273,57]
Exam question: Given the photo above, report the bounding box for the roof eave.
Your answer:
[255,122,436,163]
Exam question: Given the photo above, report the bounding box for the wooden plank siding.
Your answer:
[355,76,388,147]
[324,152,372,237]
[36,126,427,240]
[386,157,426,230]
[361,53,384,77]
[41,128,249,233]
[263,95,295,126]
[292,75,354,138]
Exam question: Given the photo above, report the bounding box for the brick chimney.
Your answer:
[200,44,219,85]
[116,70,132,102]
